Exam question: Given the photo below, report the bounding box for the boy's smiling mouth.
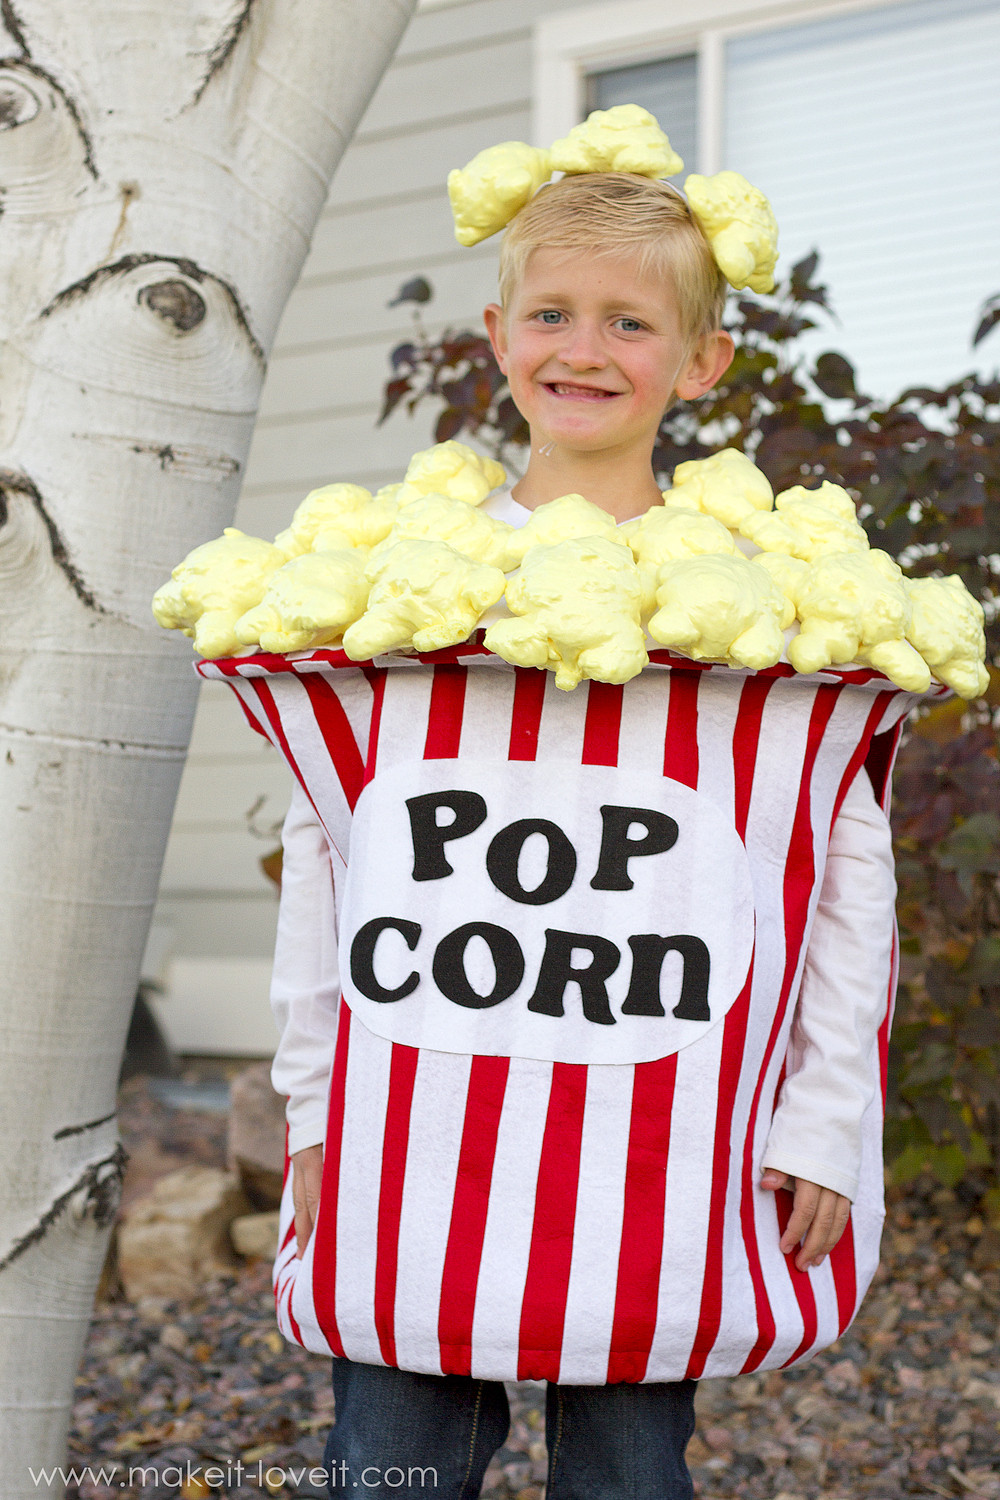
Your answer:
[546,381,621,400]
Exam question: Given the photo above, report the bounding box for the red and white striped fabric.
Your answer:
[199,643,926,1383]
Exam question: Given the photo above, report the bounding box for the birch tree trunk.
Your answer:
[0,1,415,1486]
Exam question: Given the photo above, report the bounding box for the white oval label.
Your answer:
[338,759,755,1065]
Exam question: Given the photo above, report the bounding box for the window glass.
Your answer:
[725,0,1000,397]
[587,54,697,182]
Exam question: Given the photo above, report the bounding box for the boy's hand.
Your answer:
[291,1144,323,1258]
[760,1169,851,1272]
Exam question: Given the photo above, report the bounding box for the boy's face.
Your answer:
[484,248,730,465]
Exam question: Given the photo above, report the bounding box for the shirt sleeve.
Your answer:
[761,766,896,1201]
[269,781,340,1156]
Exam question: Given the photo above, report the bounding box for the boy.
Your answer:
[272,169,897,1498]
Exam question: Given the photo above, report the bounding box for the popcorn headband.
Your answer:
[447,103,779,295]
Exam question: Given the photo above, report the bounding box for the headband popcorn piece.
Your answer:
[448,143,554,248]
[684,171,779,294]
[548,103,684,179]
[446,104,779,294]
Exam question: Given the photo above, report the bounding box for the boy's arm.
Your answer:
[270,782,340,1251]
[761,764,896,1203]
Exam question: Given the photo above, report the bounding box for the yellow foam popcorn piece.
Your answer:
[373,492,514,570]
[233,550,369,654]
[342,539,506,659]
[665,449,774,531]
[396,440,506,508]
[751,550,809,600]
[622,505,737,614]
[275,482,399,556]
[740,481,869,561]
[501,492,619,569]
[648,553,794,670]
[485,535,647,691]
[549,104,683,179]
[684,171,779,294]
[783,549,930,690]
[448,142,553,247]
[905,575,990,700]
[151,528,286,659]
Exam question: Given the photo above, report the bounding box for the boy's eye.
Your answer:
[536,310,563,324]
[615,316,644,332]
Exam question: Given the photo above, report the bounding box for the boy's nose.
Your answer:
[557,321,606,370]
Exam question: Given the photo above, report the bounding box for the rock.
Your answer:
[227,1063,286,1209]
[117,1165,249,1301]
[231,1210,281,1261]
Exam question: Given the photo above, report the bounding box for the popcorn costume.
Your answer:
[153,107,989,1388]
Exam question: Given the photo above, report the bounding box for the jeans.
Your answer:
[323,1357,697,1499]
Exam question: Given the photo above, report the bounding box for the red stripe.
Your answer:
[311,1002,353,1359]
[663,670,699,787]
[508,669,547,761]
[424,666,468,758]
[230,685,273,740]
[740,685,841,1372]
[582,681,623,765]
[830,691,894,824]
[434,667,540,1372]
[286,1292,304,1347]
[879,923,899,1100]
[361,670,386,788]
[829,1212,858,1335]
[373,1043,420,1367]
[774,1189,818,1365]
[732,675,776,835]
[606,1055,678,1382]
[437,1056,511,1374]
[684,675,777,1376]
[276,1268,295,1310]
[249,678,325,826]
[685,983,753,1378]
[866,721,905,812]
[517,1064,589,1381]
[302,673,366,811]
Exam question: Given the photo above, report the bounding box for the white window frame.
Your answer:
[533,0,918,171]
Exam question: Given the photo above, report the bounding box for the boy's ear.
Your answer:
[674,329,735,401]
[483,303,508,374]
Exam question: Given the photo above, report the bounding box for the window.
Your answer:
[535,0,1000,398]
[587,54,698,182]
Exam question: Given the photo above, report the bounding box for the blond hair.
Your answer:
[497,173,727,345]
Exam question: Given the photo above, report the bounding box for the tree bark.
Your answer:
[0,1,416,1487]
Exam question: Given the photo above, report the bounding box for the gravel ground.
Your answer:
[64,1077,1000,1499]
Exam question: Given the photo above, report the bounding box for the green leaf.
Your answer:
[967,1132,993,1167]
[889,1142,931,1184]
[937,813,1000,878]
[927,1143,966,1188]
[970,936,1000,985]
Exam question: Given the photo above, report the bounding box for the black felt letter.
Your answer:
[590,805,679,891]
[350,917,421,1003]
[406,791,488,881]
[486,819,577,905]
[527,929,620,1025]
[432,922,525,1009]
[621,933,711,1021]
